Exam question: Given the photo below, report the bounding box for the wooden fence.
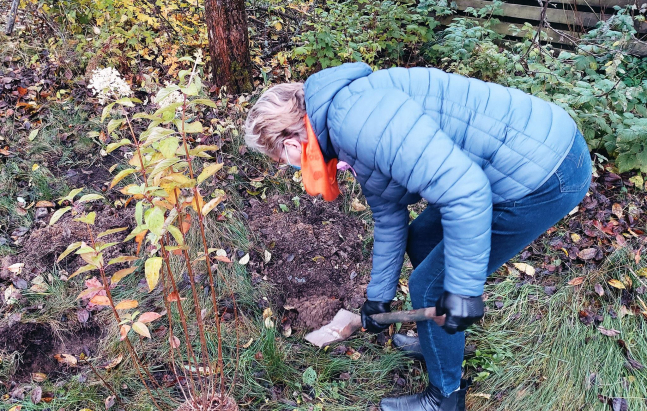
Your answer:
[439,0,647,55]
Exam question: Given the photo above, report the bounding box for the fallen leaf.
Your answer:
[612,203,623,219]
[611,397,628,411]
[571,233,581,243]
[31,372,47,382]
[242,338,254,349]
[608,279,626,289]
[597,326,620,337]
[238,253,250,265]
[31,386,42,404]
[54,354,78,367]
[594,283,604,296]
[77,309,90,323]
[105,395,116,410]
[351,198,367,212]
[264,250,271,263]
[115,299,138,310]
[568,276,585,286]
[90,295,111,306]
[104,354,123,370]
[35,200,55,208]
[513,262,535,276]
[170,335,181,348]
[578,246,598,260]
[7,262,24,273]
[138,312,163,323]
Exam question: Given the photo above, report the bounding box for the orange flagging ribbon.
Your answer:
[301,115,340,201]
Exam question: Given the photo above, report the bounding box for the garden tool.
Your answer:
[304,307,445,347]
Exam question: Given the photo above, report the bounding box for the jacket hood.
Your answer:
[304,62,373,160]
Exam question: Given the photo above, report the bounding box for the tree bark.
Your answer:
[5,0,20,35]
[204,0,253,94]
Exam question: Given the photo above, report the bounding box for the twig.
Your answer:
[5,0,20,35]
[85,358,124,408]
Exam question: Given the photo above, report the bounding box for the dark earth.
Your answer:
[246,193,371,330]
[0,321,100,382]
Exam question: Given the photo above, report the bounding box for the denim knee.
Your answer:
[408,273,427,309]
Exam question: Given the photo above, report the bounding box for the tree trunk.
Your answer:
[5,0,20,35]
[204,0,253,94]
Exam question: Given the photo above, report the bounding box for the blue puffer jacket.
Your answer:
[303,62,577,302]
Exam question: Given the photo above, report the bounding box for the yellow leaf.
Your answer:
[108,256,139,265]
[57,241,83,262]
[201,194,225,216]
[190,191,204,213]
[8,405,23,411]
[97,227,129,239]
[49,206,71,225]
[608,279,626,289]
[111,266,137,284]
[274,21,282,30]
[637,268,647,277]
[145,257,163,291]
[110,168,137,189]
[197,163,223,184]
[115,299,139,310]
[32,163,40,171]
[570,233,581,243]
[160,173,194,191]
[513,263,535,276]
[132,321,151,338]
[68,264,97,280]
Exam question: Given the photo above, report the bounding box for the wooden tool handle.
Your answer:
[370,307,445,326]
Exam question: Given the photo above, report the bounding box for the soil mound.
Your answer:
[246,194,371,330]
[19,206,134,280]
[0,321,100,382]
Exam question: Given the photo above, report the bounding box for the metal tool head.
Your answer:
[304,309,363,348]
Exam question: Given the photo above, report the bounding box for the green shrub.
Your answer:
[292,0,440,69]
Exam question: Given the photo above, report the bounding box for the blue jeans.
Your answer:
[406,131,592,396]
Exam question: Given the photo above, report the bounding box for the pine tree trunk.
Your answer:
[204,0,253,94]
[5,0,20,35]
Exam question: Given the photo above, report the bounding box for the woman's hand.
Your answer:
[361,300,391,333]
[435,291,484,334]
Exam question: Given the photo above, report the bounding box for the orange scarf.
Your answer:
[301,115,341,201]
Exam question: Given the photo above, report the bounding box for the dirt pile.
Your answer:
[246,194,372,330]
[17,206,135,280]
[0,321,100,382]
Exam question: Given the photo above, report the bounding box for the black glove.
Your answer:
[361,300,391,334]
[435,291,484,335]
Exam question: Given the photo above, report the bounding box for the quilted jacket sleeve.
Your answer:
[330,88,493,298]
[364,192,409,302]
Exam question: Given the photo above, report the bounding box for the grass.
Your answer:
[465,249,647,410]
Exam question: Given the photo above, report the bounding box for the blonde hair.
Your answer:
[244,82,306,158]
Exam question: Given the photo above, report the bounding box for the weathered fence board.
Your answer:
[440,0,647,55]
